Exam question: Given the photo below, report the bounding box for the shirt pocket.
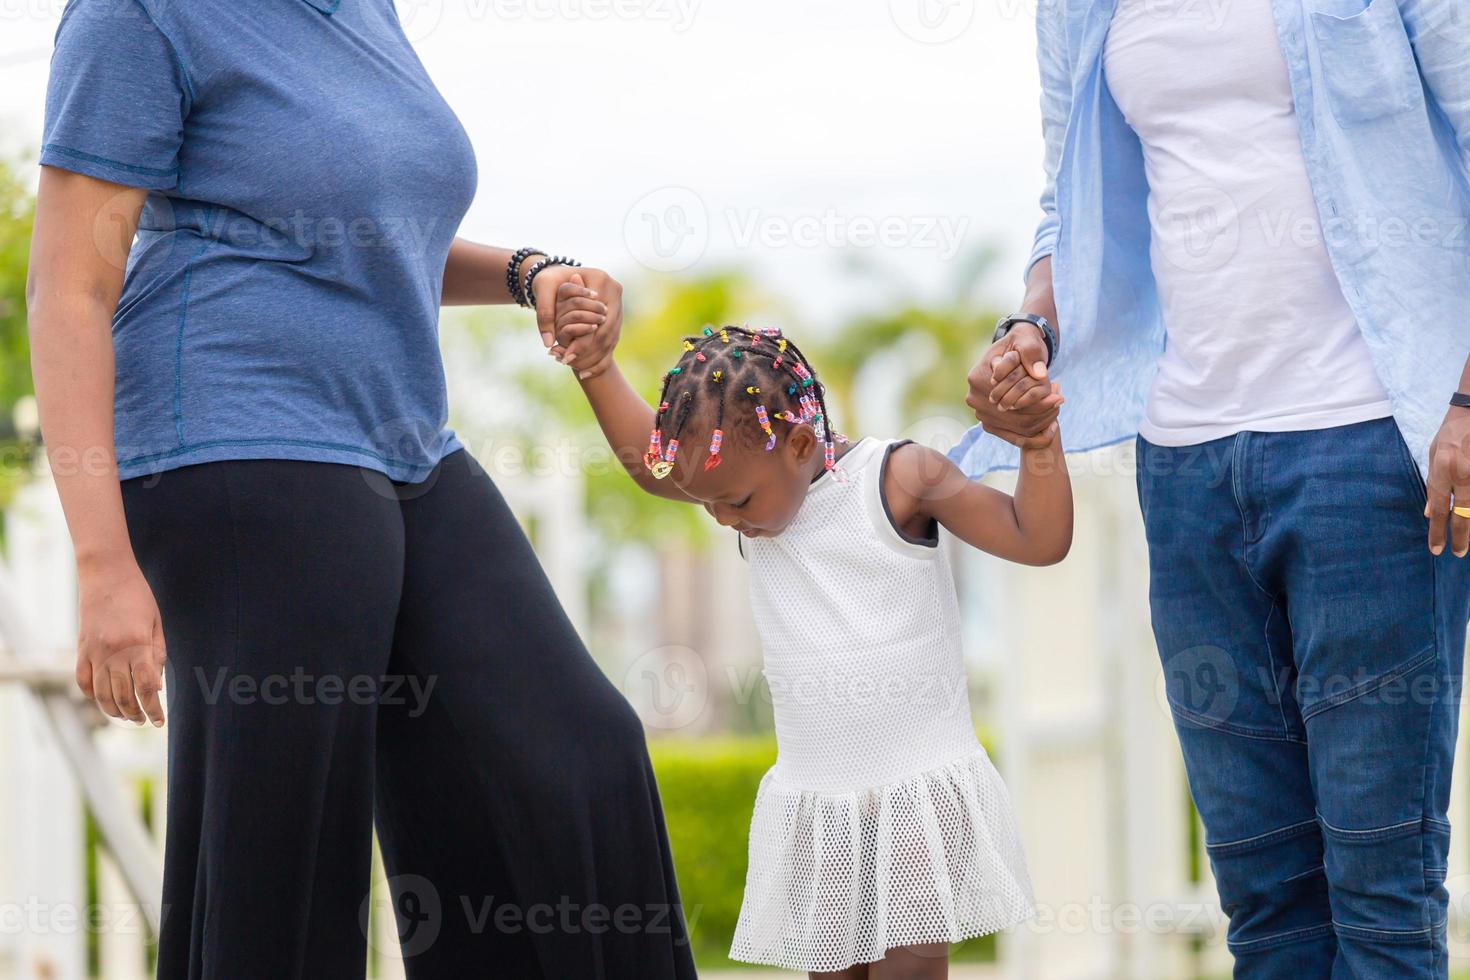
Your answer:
[1308,0,1424,124]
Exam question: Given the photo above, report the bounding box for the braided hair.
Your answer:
[643,326,842,479]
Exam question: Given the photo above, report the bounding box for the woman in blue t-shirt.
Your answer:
[27,1,697,976]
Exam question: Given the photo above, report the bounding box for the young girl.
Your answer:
[555,282,1072,978]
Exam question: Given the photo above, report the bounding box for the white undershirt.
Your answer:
[1103,0,1392,446]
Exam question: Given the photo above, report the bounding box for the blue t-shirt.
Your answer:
[41,0,479,481]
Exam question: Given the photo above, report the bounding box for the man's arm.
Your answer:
[965,0,1072,449]
[1398,0,1470,555]
[965,256,1064,449]
[1399,0,1470,165]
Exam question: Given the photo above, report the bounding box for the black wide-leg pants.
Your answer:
[122,449,697,980]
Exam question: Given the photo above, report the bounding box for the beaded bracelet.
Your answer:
[522,254,582,309]
[506,247,543,307]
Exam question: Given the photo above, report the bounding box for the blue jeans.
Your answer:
[1135,417,1470,978]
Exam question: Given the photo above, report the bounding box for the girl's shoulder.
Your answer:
[869,439,943,551]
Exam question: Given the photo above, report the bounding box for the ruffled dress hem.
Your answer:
[728,747,1036,973]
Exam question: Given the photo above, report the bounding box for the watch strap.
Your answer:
[994,314,1058,366]
[1450,392,1470,409]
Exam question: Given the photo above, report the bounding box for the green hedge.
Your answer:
[649,736,777,967]
[649,736,996,969]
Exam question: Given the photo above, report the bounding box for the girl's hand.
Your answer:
[76,556,167,727]
[533,266,623,380]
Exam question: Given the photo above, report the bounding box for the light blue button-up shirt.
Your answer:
[949,0,1470,479]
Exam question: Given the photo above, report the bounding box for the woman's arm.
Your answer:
[883,436,1073,566]
[440,238,530,306]
[27,167,167,727]
[441,238,623,378]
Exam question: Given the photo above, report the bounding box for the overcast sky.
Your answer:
[0,0,1046,322]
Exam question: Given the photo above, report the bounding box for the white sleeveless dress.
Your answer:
[728,436,1036,972]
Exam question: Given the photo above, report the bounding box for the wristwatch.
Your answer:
[993,313,1058,367]
[1451,392,1470,409]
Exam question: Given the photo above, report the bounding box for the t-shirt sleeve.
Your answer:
[40,0,191,191]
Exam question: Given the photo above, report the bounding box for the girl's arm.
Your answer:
[577,360,699,504]
[27,167,168,726]
[884,432,1072,566]
[551,273,695,504]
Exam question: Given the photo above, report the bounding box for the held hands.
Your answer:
[1424,407,1470,556]
[535,266,623,380]
[965,322,1064,449]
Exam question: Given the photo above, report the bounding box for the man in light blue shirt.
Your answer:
[951,0,1470,974]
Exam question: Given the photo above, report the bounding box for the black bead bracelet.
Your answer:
[506,247,543,307]
[521,255,582,308]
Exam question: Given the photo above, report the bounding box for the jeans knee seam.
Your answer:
[1299,647,1437,722]
[1281,863,1326,884]
[1168,701,1307,743]
[1228,921,1334,953]
[1316,812,1421,843]
[1208,818,1319,855]
[1333,919,1435,943]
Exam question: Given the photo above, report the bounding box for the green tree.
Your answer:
[0,157,38,507]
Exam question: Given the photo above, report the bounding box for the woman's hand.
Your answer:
[76,556,167,727]
[532,265,623,380]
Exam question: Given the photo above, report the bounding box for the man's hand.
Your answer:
[1425,407,1470,555]
[533,265,624,380]
[966,322,1063,449]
